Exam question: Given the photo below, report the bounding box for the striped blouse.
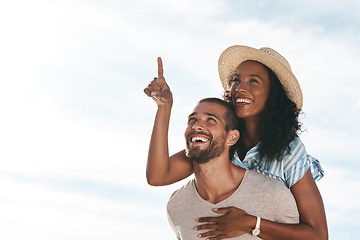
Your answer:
[231,137,324,188]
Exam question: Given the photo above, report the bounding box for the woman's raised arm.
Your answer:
[144,57,193,186]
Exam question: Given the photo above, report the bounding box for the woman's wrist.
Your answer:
[157,100,173,111]
[246,215,258,233]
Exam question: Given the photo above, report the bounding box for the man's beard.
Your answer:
[185,132,226,164]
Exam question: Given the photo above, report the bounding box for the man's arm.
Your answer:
[144,57,193,186]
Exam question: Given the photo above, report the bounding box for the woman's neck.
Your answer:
[238,117,262,160]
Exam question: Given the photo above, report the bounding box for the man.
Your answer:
[165,98,299,239]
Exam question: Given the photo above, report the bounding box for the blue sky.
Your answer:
[0,0,359,239]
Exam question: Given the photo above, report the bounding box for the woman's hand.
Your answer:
[195,207,253,239]
[144,57,173,105]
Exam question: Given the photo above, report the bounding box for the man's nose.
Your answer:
[192,121,204,130]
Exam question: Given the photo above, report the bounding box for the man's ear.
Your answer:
[227,129,240,146]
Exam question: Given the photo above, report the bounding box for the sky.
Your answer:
[0,0,359,239]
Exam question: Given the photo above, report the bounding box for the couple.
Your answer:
[144,45,328,239]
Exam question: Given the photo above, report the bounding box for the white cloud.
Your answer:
[0,176,176,240]
[317,166,360,238]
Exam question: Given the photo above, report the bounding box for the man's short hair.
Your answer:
[198,98,238,132]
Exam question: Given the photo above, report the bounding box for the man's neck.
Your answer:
[193,154,245,204]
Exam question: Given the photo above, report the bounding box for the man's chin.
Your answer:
[187,142,209,150]
[185,145,200,157]
[190,156,210,165]
[187,150,211,164]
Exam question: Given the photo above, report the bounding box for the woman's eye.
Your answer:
[232,77,240,83]
[229,78,239,87]
[250,78,259,83]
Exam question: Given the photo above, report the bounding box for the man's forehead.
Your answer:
[190,102,225,117]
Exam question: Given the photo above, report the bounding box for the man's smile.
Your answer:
[191,136,209,143]
[186,132,211,147]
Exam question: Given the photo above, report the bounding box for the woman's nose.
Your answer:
[234,82,247,93]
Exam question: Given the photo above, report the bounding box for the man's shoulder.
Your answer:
[241,170,299,224]
[244,170,289,191]
[242,170,297,211]
[168,179,195,203]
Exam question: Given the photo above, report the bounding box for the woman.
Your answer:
[144,45,328,239]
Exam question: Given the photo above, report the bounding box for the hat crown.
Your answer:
[259,47,292,71]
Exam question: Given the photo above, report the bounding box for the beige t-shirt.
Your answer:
[167,170,299,240]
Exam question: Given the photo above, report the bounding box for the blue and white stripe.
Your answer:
[231,137,324,188]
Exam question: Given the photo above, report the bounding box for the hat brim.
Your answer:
[218,45,303,109]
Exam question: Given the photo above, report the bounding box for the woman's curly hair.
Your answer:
[224,62,302,161]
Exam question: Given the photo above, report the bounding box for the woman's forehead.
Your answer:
[236,60,268,74]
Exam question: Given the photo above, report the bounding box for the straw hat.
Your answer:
[218,45,303,109]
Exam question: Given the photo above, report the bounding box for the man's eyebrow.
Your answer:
[188,112,197,118]
[205,112,220,120]
[188,112,220,120]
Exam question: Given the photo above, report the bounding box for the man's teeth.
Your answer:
[191,136,208,143]
[236,98,252,104]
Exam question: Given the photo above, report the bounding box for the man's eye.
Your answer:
[188,118,196,124]
[208,117,216,122]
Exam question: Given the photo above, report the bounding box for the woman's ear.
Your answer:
[227,129,240,146]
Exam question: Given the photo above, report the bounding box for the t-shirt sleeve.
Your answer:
[167,209,181,240]
[274,184,300,223]
[283,137,324,187]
